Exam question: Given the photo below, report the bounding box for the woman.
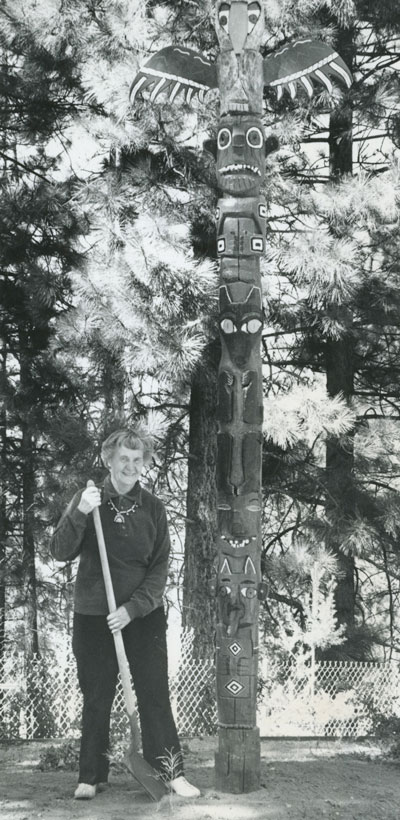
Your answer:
[51,428,200,800]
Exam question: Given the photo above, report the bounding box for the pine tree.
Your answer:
[9,0,400,672]
[260,0,400,659]
[0,5,89,663]
[38,0,221,657]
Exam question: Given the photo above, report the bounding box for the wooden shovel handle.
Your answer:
[87,481,138,728]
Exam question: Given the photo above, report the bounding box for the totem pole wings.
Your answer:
[130,40,352,106]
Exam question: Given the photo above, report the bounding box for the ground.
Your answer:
[1,737,399,820]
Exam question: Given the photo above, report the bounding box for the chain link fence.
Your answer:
[1,634,400,740]
[258,656,400,736]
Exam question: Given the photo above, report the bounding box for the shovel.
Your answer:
[88,481,167,801]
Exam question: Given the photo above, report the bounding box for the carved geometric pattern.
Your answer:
[251,236,263,252]
[245,556,256,575]
[225,678,244,695]
[229,642,242,656]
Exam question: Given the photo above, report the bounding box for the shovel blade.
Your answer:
[123,748,168,802]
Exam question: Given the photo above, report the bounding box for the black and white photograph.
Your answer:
[1,1,400,818]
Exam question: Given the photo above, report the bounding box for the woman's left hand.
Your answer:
[107,606,131,633]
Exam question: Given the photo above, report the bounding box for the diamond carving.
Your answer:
[225,679,244,696]
[228,642,242,656]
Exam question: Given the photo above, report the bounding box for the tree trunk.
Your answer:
[0,345,6,663]
[0,350,6,723]
[182,343,219,659]
[21,420,40,660]
[19,343,40,661]
[324,25,357,653]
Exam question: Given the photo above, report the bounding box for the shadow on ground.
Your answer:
[0,737,399,820]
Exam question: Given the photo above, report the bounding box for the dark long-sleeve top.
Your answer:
[50,476,170,620]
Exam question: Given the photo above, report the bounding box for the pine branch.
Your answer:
[0,150,50,182]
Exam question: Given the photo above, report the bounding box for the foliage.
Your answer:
[262,547,345,664]
[38,740,79,771]
[259,0,400,660]
[364,704,400,759]
[3,0,400,675]
[0,2,93,659]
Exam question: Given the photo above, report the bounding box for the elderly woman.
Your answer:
[50,428,199,800]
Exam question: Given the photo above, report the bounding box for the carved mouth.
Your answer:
[221,536,254,549]
[219,164,261,176]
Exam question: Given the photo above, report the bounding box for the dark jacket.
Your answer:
[50,476,170,620]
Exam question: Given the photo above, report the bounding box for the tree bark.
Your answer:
[21,423,40,660]
[0,344,6,664]
[182,343,219,659]
[324,25,357,651]
[20,347,40,661]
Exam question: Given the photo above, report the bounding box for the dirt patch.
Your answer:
[0,737,399,820]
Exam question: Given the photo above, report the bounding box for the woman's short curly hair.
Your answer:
[101,429,153,468]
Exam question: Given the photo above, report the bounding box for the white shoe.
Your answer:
[170,776,200,798]
[74,783,97,800]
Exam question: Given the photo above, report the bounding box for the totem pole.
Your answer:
[130,1,351,794]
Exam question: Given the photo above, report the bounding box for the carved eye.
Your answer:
[220,585,231,596]
[246,126,263,148]
[218,2,230,32]
[218,502,231,510]
[248,2,261,32]
[220,318,236,334]
[246,501,261,512]
[218,127,232,150]
[241,319,262,334]
[241,587,257,599]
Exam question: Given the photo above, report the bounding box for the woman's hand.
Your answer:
[78,485,101,515]
[107,606,131,633]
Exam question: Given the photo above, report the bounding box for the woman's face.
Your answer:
[108,444,145,494]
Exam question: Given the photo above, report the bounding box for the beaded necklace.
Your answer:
[108,497,138,524]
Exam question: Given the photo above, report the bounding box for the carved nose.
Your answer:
[229,3,249,54]
[231,513,245,537]
[232,135,245,151]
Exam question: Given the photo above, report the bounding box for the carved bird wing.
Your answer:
[129,45,218,104]
[263,39,352,100]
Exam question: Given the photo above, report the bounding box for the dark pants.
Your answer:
[72,607,182,785]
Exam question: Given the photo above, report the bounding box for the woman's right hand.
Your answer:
[78,484,101,515]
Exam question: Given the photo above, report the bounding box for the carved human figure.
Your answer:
[216,116,265,195]
[215,550,260,726]
[217,554,259,636]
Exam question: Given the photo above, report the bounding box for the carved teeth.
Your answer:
[220,164,261,175]
[220,536,255,548]
[228,538,251,548]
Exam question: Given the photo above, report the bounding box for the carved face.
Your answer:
[216,1,263,53]
[216,115,265,195]
[219,283,262,368]
[217,555,258,636]
[218,492,261,543]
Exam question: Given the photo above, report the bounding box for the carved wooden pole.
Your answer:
[213,1,265,792]
[129,0,352,794]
